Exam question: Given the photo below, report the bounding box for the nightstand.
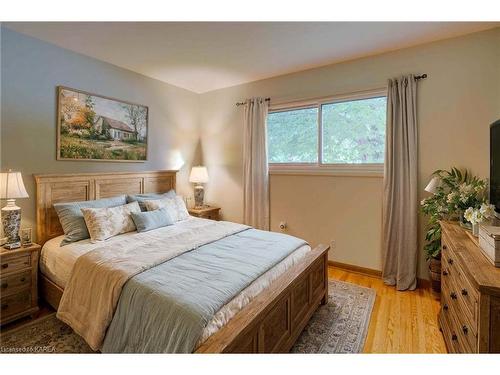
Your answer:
[0,243,40,325]
[188,206,221,221]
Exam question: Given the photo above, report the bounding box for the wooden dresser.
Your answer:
[439,221,500,353]
[0,244,40,325]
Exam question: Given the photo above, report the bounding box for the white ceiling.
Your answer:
[4,22,498,93]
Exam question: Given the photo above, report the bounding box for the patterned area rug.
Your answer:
[0,280,375,354]
[291,280,375,353]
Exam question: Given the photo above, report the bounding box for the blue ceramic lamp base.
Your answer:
[1,201,22,250]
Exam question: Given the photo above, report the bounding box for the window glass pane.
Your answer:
[322,96,386,164]
[267,107,318,163]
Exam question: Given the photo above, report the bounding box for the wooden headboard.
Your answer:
[34,170,177,246]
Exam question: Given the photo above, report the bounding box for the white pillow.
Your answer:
[144,196,189,222]
[81,201,141,241]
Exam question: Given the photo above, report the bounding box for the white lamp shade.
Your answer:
[189,166,209,184]
[424,176,441,194]
[0,171,29,199]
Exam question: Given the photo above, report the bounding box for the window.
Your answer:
[267,90,387,174]
[268,107,318,163]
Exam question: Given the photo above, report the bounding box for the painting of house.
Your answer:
[57,87,148,161]
[94,116,135,140]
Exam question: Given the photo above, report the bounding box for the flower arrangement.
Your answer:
[421,168,489,259]
[463,203,495,225]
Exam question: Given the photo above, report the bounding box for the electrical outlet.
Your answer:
[330,240,336,250]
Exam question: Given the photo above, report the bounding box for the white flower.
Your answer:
[480,203,495,219]
[447,192,456,203]
[472,210,483,225]
[420,199,427,206]
[464,207,474,222]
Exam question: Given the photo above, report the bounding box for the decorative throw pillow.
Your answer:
[144,196,189,222]
[126,190,176,211]
[131,208,174,233]
[81,201,141,241]
[54,195,127,246]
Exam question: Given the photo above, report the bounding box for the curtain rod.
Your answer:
[234,74,426,106]
[235,97,271,107]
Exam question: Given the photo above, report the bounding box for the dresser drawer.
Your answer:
[0,270,31,297]
[441,245,478,335]
[1,290,31,319]
[0,255,31,275]
[441,291,475,353]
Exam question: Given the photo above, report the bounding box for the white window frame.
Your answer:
[268,88,386,177]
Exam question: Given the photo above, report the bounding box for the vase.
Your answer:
[472,223,480,237]
[459,212,472,230]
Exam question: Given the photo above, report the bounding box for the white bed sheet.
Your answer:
[40,216,311,347]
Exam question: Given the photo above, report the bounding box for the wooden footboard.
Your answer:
[40,243,329,353]
[196,243,330,353]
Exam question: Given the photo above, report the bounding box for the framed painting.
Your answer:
[57,86,148,162]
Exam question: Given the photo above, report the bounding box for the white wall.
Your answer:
[199,28,500,279]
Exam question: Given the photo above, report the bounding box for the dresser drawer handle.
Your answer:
[1,263,8,269]
[461,289,468,296]
[451,333,458,341]
[448,258,453,265]
[462,325,468,335]
[443,304,449,311]
[1,304,8,310]
[1,282,8,289]
[442,270,448,276]
[450,292,458,300]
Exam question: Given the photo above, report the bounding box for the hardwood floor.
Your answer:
[329,267,447,353]
[2,266,447,354]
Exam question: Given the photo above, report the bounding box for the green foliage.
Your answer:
[60,134,146,160]
[268,108,318,163]
[322,97,386,163]
[421,167,488,260]
[267,97,386,164]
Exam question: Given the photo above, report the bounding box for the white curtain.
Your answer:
[243,97,269,230]
[382,75,418,291]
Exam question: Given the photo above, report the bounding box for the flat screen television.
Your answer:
[490,119,500,218]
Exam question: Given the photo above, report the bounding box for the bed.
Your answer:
[35,171,329,353]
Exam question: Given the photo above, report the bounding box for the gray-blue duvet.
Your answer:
[101,228,306,353]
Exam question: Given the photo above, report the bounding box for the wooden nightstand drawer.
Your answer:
[1,290,31,318]
[0,255,31,275]
[0,270,31,297]
[0,243,41,325]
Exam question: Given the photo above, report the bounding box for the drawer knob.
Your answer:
[1,283,8,289]
[1,304,8,310]
[448,258,454,265]
[442,270,448,276]
[443,304,449,311]
[451,333,458,341]
[443,245,447,250]
[1,263,8,269]
[461,289,468,296]
[462,325,468,335]
[450,292,458,300]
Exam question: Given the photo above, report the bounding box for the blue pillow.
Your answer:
[131,208,174,233]
[126,190,176,211]
[54,195,127,246]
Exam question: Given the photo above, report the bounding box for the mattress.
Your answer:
[40,216,311,347]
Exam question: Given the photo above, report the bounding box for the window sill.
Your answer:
[268,163,384,177]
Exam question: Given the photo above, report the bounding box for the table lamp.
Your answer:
[424,176,441,194]
[189,166,209,208]
[1,170,29,249]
